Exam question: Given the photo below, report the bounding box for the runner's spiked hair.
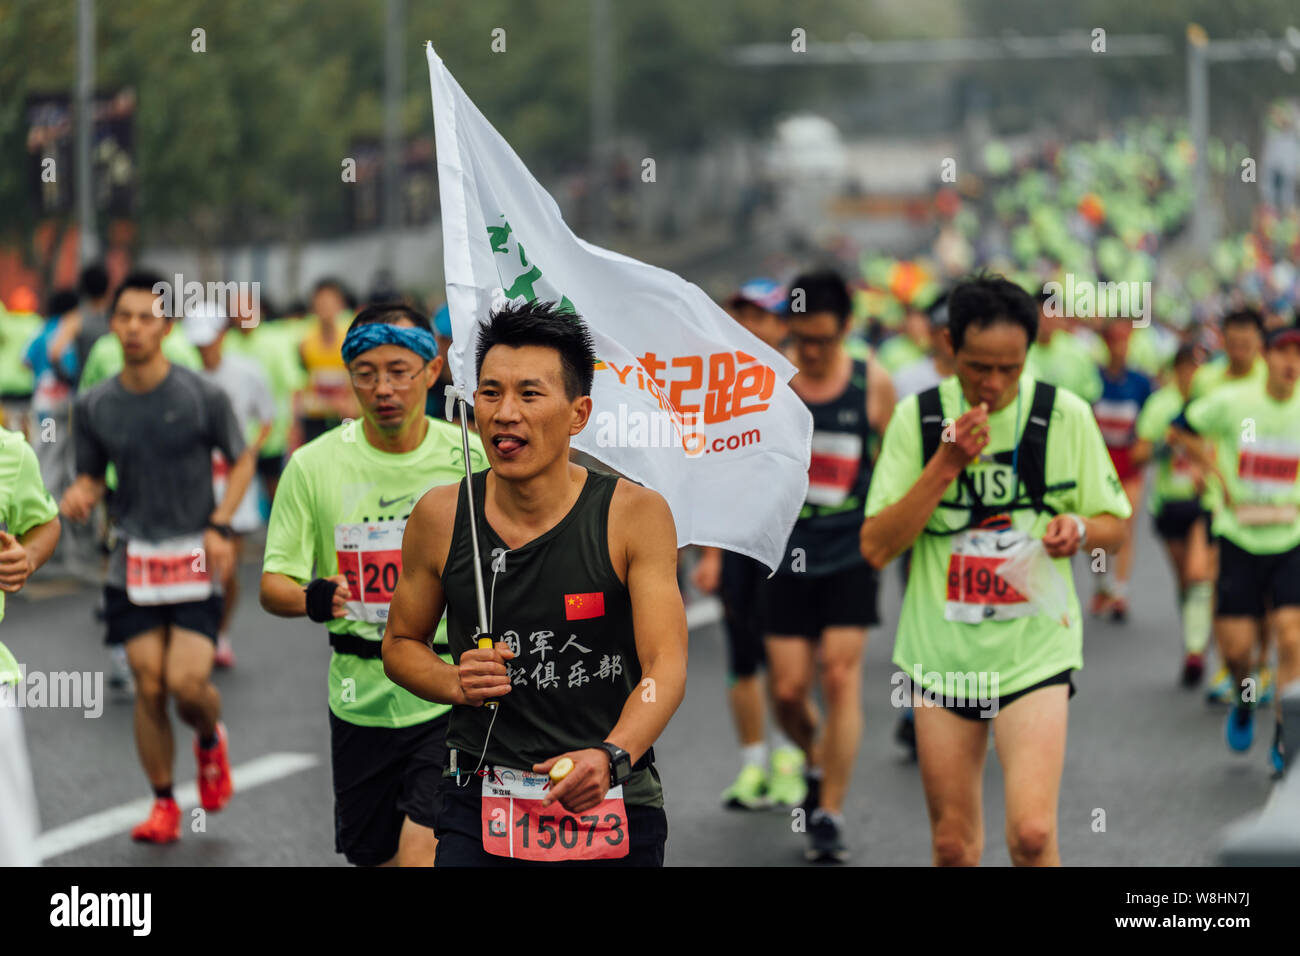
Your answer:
[785,268,852,328]
[947,272,1038,351]
[475,300,596,400]
[109,269,168,318]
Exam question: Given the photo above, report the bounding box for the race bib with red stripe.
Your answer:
[334,520,404,623]
[944,529,1034,624]
[1093,398,1140,449]
[1237,440,1300,491]
[806,431,862,507]
[480,766,629,862]
[125,533,213,606]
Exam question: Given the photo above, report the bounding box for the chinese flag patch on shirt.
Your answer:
[565,591,605,621]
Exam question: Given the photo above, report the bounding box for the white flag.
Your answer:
[426,43,811,571]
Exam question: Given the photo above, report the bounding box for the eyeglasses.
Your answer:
[789,332,841,348]
[349,362,429,390]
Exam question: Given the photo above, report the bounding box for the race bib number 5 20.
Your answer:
[480,768,629,862]
[334,521,404,623]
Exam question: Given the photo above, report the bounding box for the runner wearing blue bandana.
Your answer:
[261,303,486,866]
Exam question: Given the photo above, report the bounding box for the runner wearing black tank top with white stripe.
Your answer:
[383,300,687,867]
[762,269,895,863]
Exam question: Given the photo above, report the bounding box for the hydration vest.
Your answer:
[917,381,1076,535]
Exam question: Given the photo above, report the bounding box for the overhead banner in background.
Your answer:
[426,42,811,571]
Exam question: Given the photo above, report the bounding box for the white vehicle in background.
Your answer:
[766,113,849,250]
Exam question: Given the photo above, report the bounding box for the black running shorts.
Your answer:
[1216,537,1300,618]
[330,710,449,866]
[103,586,223,645]
[759,562,880,639]
[720,551,766,679]
[1152,500,1211,542]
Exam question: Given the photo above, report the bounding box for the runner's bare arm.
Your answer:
[860,404,990,569]
[59,474,106,523]
[0,518,61,593]
[1129,437,1154,468]
[1042,512,1125,557]
[611,484,687,762]
[866,354,895,438]
[383,483,503,705]
[1166,425,1230,499]
[259,571,351,618]
[210,446,258,526]
[537,483,688,813]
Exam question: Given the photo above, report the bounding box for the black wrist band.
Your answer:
[305,578,340,623]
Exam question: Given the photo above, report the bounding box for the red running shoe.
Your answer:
[131,797,181,843]
[213,634,235,669]
[196,722,233,812]
[1181,652,1205,687]
[1087,592,1113,617]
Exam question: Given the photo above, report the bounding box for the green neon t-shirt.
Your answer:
[0,313,42,395]
[1135,383,1203,514]
[1189,355,1265,401]
[0,426,59,684]
[263,416,487,728]
[78,328,202,392]
[1026,333,1103,404]
[223,323,307,456]
[877,335,926,374]
[1185,379,1300,555]
[864,373,1132,698]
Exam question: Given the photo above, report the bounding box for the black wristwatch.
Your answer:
[206,521,235,540]
[597,741,632,788]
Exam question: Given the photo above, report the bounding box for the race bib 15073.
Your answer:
[480,767,629,862]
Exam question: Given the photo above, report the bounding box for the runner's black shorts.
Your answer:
[720,551,766,679]
[432,770,668,867]
[256,451,284,483]
[1152,500,1211,541]
[1215,537,1300,618]
[330,710,449,866]
[103,585,223,645]
[906,669,1075,722]
[760,561,880,638]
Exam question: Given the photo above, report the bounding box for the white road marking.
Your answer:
[36,751,320,861]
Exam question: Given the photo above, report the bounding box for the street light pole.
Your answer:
[589,0,613,244]
[383,0,405,267]
[76,0,98,264]
[1187,24,1212,256]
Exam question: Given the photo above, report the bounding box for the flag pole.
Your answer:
[446,383,498,708]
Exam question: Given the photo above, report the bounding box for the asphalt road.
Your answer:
[7,514,1278,866]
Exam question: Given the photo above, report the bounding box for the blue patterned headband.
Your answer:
[341,323,439,363]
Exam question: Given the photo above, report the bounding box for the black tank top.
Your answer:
[780,358,874,577]
[442,468,662,806]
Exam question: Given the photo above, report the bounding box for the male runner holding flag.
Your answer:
[383,301,688,866]
[261,303,485,866]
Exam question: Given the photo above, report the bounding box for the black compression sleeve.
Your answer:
[305,578,340,623]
